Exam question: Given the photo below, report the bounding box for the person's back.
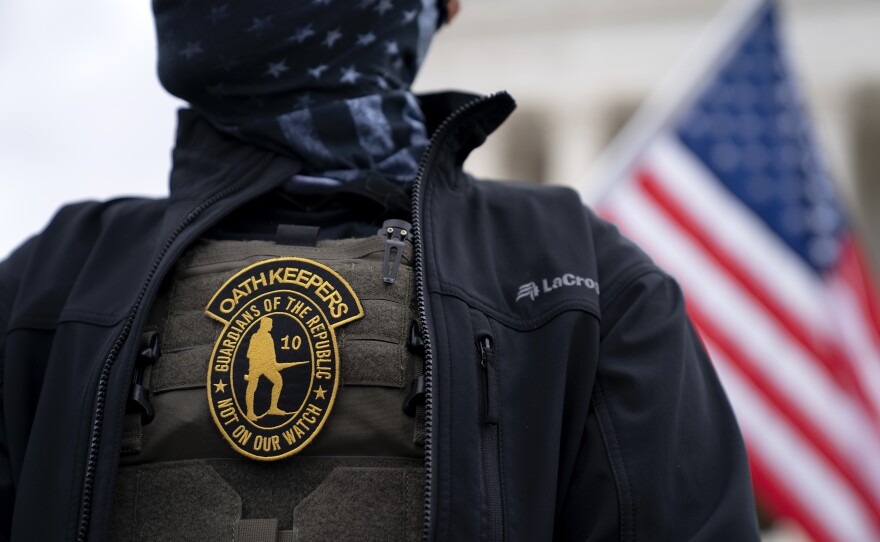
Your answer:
[0,1,760,540]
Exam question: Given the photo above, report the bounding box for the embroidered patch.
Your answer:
[205,257,364,460]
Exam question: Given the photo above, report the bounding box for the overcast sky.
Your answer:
[0,1,181,258]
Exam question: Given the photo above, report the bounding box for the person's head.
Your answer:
[260,317,273,333]
[152,0,456,116]
[447,0,460,21]
[151,0,459,178]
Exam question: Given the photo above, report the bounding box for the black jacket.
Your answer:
[0,91,759,541]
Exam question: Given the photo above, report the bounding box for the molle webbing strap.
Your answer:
[120,413,143,456]
[236,518,281,542]
[150,236,415,393]
[122,234,423,461]
[275,224,320,247]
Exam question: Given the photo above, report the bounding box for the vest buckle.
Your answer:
[128,331,160,425]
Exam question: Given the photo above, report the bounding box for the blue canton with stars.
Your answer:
[676,4,846,274]
[153,0,441,184]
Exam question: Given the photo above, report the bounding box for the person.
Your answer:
[244,316,309,421]
[0,0,760,540]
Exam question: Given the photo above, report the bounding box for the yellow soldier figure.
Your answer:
[244,317,308,421]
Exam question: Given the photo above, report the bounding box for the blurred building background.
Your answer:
[1,0,879,538]
[416,0,880,278]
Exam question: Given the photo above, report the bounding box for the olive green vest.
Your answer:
[110,234,424,541]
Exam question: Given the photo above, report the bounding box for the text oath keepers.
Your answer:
[215,265,351,319]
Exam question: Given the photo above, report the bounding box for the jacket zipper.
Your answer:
[478,335,504,541]
[75,159,271,541]
[410,92,497,542]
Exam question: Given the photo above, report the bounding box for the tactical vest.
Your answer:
[110,228,425,541]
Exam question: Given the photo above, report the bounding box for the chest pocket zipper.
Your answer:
[477,333,504,541]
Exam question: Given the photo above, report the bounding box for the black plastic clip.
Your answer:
[407,321,425,354]
[380,219,411,284]
[129,331,160,425]
[402,375,426,416]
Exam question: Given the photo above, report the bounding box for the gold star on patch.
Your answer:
[213,380,227,394]
[313,386,327,400]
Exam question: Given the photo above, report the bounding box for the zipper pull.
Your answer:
[380,219,411,284]
[478,336,499,425]
[128,331,160,425]
[408,320,425,354]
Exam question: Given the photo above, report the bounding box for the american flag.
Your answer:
[588,1,880,540]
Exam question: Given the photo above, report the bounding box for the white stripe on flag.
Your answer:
[707,342,880,542]
[641,136,828,340]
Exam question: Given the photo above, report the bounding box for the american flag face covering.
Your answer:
[153,0,440,183]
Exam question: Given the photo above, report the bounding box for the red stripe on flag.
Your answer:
[637,168,880,425]
[748,449,838,542]
[684,300,880,531]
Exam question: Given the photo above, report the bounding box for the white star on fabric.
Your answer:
[806,202,839,235]
[179,42,203,59]
[808,235,840,267]
[246,16,274,36]
[288,24,315,44]
[308,65,329,79]
[356,32,376,47]
[384,40,399,55]
[375,0,393,15]
[312,0,331,4]
[402,9,417,23]
[340,66,361,84]
[323,28,343,48]
[264,60,289,79]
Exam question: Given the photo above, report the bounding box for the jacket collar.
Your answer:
[166,108,302,206]
[166,90,517,203]
[418,91,516,166]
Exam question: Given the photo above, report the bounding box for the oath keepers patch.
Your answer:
[204,258,364,460]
